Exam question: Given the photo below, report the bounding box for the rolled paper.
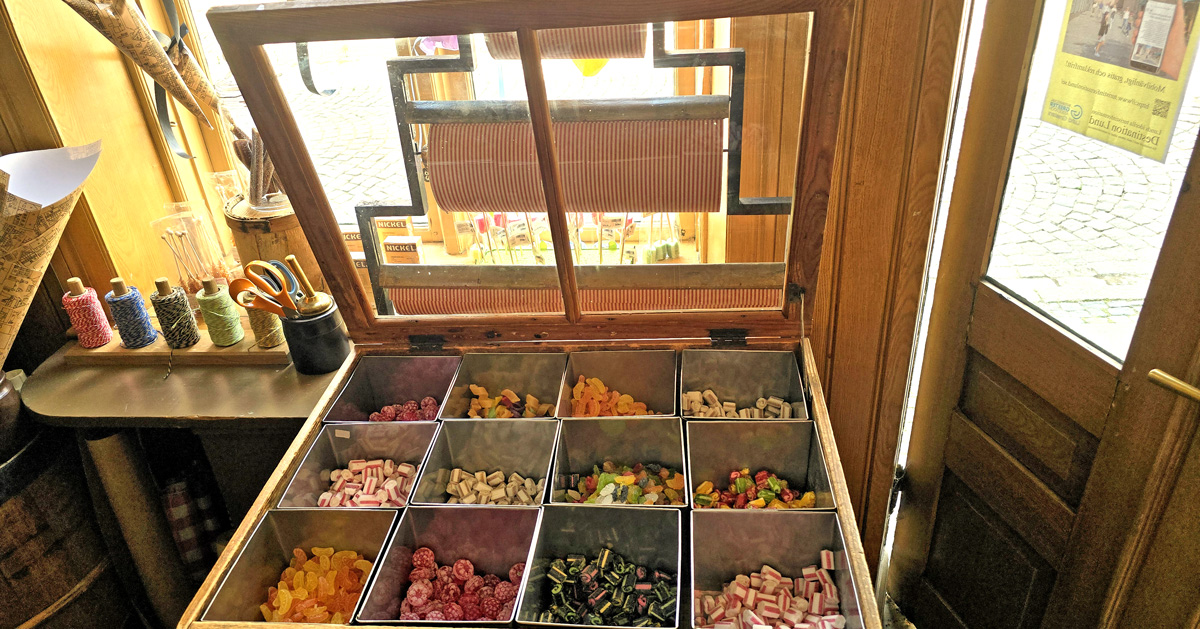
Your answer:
[166,41,233,125]
[62,0,212,128]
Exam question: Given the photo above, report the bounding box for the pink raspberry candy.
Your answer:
[463,575,484,594]
[402,400,420,413]
[443,603,464,621]
[425,611,446,621]
[462,603,482,621]
[413,547,436,568]
[421,396,439,409]
[437,565,455,583]
[421,406,438,421]
[399,409,421,422]
[369,412,384,421]
[409,567,436,581]
[452,559,475,582]
[483,574,502,587]
[458,593,479,608]
[439,583,461,603]
[494,581,517,602]
[399,612,420,621]
[509,562,525,584]
[481,597,502,619]
[477,585,494,601]
[379,405,398,421]
[499,601,515,620]
[400,599,413,615]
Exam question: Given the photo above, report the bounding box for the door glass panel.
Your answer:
[986,0,1200,359]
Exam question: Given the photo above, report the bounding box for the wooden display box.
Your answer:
[183,0,877,627]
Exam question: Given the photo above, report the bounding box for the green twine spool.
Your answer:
[196,284,245,347]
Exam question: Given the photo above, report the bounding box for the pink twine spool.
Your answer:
[62,287,113,348]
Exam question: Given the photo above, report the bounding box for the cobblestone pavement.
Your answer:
[987,7,1200,358]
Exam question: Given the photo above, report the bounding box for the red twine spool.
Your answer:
[62,287,113,348]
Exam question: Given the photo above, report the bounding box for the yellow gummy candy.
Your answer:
[354,559,373,573]
[292,570,304,590]
[277,588,293,615]
[767,499,787,509]
[572,380,585,400]
[311,546,334,557]
[319,554,330,571]
[305,571,318,591]
[500,389,519,403]
[749,497,766,508]
[470,384,488,397]
[332,550,357,561]
[332,612,344,623]
[666,474,685,490]
[796,491,816,508]
[292,587,308,600]
[303,559,322,573]
[586,378,607,396]
[260,603,272,620]
[526,394,539,408]
[696,481,714,495]
[614,475,636,485]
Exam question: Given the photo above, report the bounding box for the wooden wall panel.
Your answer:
[911,472,1056,629]
[809,0,965,568]
[944,412,1074,569]
[961,351,1098,506]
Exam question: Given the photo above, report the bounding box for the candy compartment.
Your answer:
[517,505,682,629]
[551,417,689,508]
[439,353,568,419]
[554,350,677,418]
[686,421,834,510]
[690,510,865,629]
[202,509,397,622]
[323,355,461,422]
[679,350,808,420]
[357,505,542,625]
[413,419,559,506]
[278,421,438,508]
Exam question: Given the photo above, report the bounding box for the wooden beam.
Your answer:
[405,96,730,123]
[377,262,786,289]
[516,27,581,322]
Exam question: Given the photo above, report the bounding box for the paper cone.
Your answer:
[168,41,233,125]
[63,0,212,129]
[0,142,102,366]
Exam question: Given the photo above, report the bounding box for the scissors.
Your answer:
[230,260,301,319]
[257,259,304,304]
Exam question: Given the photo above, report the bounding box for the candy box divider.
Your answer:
[554,350,678,419]
[550,417,689,508]
[412,418,560,506]
[678,350,808,420]
[278,421,439,508]
[517,505,682,629]
[322,355,462,423]
[689,510,865,629]
[201,508,398,622]
[685,420,835,510]
[357,505,543,625]
[439,352,569,420]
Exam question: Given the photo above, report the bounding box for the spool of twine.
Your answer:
[105,285,159,349]
[150,284,201,349]
[246,308,285,349]
[62,285,113,348]
[196,283,245,347]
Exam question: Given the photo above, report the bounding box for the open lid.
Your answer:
[208,0,851,350]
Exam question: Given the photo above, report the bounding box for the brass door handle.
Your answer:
[1148,369,1200,403]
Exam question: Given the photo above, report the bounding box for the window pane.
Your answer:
[986,0,1200,359]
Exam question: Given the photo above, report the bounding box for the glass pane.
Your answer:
[986,0,1200,359]
[534,15,811,314]
[251,33,568,317]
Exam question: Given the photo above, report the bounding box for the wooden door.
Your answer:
[887,0,1200,627]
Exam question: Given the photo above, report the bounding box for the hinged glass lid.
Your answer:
[207,0,850,344]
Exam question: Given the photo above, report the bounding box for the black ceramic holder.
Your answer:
[281,302,351,375]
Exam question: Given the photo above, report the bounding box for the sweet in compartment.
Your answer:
[439,353,567,419]
[554,350,677,418]
[202,509,396,622]
[551,417,689,508]
[679,350,808,420]
[686,421,834,510]
[412,418,558,506]
[357,505,541,625]
[322,356,461,423]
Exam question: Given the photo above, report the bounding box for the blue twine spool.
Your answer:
[105,286,159,349]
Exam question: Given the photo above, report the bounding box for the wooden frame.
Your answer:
[207,0,852,348]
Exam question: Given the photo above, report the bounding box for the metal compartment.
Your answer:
[202,509,397,622]
[679,350,808,420]
[685,421,834,509]
[690,510,865,629]
[323,355,462,422]
[278,421,438,508]
[517,505,682,629]
[554,351,677,418]
[357,505,542,625]
[551,417,689,508]
[413,419,559,506]
[439,353,568,419]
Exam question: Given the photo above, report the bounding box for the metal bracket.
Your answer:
[709,328,749,347]
[888,464,908,515]
[408,334,446,352]
[785,282,805,303]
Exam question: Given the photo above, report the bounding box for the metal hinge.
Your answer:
[709,328,749,347]
[888,464,908,515]
[408,334,446,352]
[785,282,805,304]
